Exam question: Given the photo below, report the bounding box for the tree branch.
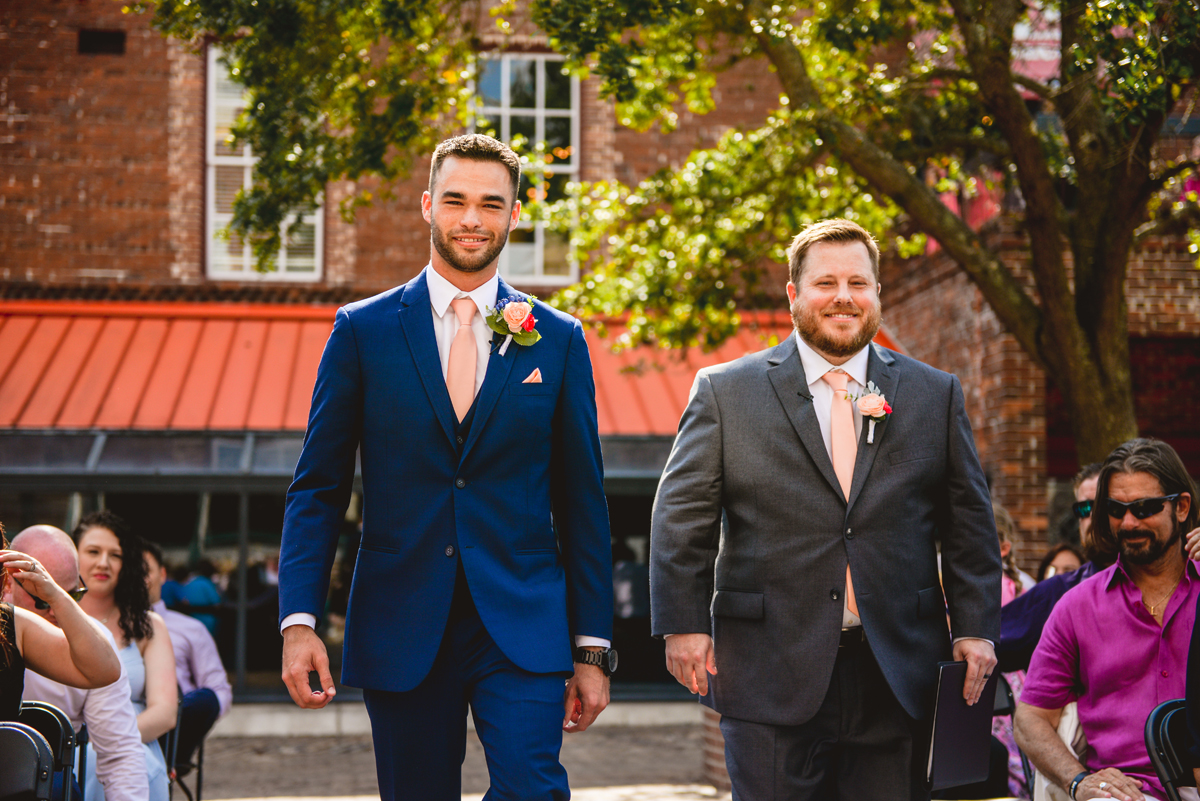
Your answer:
[742,0,1045,365]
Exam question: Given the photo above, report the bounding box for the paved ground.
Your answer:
[201,725,711,799]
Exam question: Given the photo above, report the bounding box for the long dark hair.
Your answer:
[1,524,11,667]
[1090,438,1199,561]
[72,511,154,644]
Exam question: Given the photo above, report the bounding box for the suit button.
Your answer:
[455,478,466,488]
[456,435,464,444]
[846,528,854,540]
[830,589,840,601]
[445,545,455,557]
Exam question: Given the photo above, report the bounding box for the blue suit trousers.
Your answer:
[363,566,573,801]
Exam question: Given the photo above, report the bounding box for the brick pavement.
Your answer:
[200,726,715,799]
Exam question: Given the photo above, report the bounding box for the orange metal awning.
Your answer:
[0,300,903,438]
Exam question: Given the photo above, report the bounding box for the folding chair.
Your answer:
[0,721,56,801]
[1145,698,1196,801]
[18,702,77,801]
[172,737,205,801]
[159,700,182,801]
[994,673,1035,791]
[73,725,88,801]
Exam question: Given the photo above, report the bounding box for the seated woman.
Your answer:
[1036,543,1084,582]
[73,512,177,801]
[1,527,122,720]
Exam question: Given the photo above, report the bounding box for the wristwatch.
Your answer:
[574,647,618,677]
[1069,770,1091,800]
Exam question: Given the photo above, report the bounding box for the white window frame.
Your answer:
[205,48,324,281]
[474,54,580,286]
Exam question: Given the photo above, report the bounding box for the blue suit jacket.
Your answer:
[278,270,614,692]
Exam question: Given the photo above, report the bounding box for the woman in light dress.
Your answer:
[74,511,177,801]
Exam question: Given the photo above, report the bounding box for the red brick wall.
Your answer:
[881,225,1200,572]
[1,2,178,282]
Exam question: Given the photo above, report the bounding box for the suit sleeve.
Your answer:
[278,307,364,626]
[650,370,723,637]
[551,319,614,642]
[938,374,1003,642]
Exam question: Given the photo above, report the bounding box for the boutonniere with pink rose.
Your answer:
[486,295,542,356]
[852,380,892,444]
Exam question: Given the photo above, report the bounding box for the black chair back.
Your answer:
[1146,698,1195,801]
[993,673,1015,716]
[75,725,89,801]
[0,721,56,801]
[19,702,77,801]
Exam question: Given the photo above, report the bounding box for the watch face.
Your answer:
[606,649,618,674]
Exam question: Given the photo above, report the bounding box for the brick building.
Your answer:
[2,0,1199,703]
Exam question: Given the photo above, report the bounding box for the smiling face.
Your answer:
[787,240,882,364]
[422,156,521,282]
[77,526,123,600]
[1107,471,1191,566]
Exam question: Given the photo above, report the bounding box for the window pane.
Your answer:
[517,173,538,205]
[507,229,536,276]
[212,225,248,273]
[213,105,244,157]
[545,117,572,162]
[477,58,502,107]
[214,165,244,214]
[477,114,502,139]
[543,230,571,276]
[545,173,571,204]
[509,58,536,108]
[283,220,317,273]
[545,62,571,109]
[510,115,535,146]
[214,67,245,103]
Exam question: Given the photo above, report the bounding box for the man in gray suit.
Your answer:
[650,219,1002,799]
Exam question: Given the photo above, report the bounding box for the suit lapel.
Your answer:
[846,344,899,510]
[766,338,844,501]
[397,271,457,448]
[459,276,520,463]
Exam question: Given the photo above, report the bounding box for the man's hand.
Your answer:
[665,633,717,696]
[1074,767,1144,801]
[281,624,336,709]
[1184,527,1200,561]
[563,660,609,733]
[953,638,997,706]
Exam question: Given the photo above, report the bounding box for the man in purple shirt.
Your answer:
[144,541,231,774]
[1016,438,1199,801]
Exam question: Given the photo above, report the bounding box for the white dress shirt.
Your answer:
[284,266,609,650]
[22,624,148,801]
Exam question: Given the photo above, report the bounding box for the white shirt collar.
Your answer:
[425,264,500,318]
[794,331,871,388]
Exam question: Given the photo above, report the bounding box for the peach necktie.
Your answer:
[447,297,477,422]
[821,369,859,617]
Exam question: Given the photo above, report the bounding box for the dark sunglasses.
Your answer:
[13,576,88,611]
[1071,500,1093,520]
[1104,494,1182,521]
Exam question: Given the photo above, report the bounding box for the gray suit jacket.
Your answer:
[650,338,1001,726]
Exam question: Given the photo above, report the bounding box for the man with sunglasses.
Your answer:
[5,525,146,801]
[1015,438,1200,801]
[995,463,1107,672]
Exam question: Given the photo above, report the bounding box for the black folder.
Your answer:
[927,661,999,791]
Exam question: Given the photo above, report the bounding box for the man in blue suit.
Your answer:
[277,134,616,800]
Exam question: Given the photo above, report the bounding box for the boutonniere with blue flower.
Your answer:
[486,295,542,356]
[851,380,892,444]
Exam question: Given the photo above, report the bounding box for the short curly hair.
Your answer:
[429,133,521,203]
[73,511,154,644]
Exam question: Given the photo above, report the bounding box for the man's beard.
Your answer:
[1118,520,1183,566]
[431,220,509,274]
[792,299,882,359]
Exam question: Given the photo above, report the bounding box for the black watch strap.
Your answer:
[573,647,617,676]
[1069,770,1090,800]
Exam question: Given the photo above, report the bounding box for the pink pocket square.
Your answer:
[522,368,543,384]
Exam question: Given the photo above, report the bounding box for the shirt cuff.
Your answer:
[952,636,995,647]
[280,613,317,633]
[574,636,611,649]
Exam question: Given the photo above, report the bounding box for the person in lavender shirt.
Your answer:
[1015,438,1199,801]
[144,540,231,774]
[6,525,147,801]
